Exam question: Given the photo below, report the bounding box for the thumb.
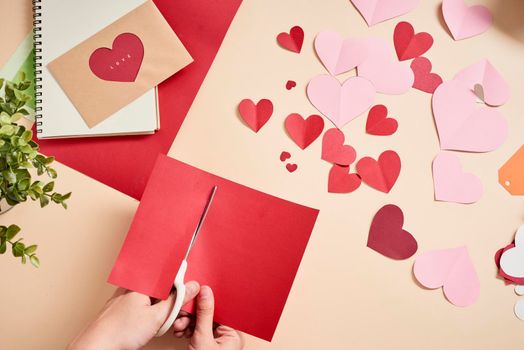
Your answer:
[151,281,200,322]
[194,285,215,339]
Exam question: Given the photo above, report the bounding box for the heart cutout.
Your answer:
[366,105,398,136]
[350,0,420,26]
[414,246,480,307]
[321,128,357,166]
[394,21,434,61]
[238,99,274,133]
[500,225,524,279]
[328,165,362,193]
[285,113,325,150]
[442,0,493,40]
[356,150,401,193]
[286,163,298,173]
[280,151,291,162]
[89,33,144,82]
[410,57,443,94]
[314,31,368,75]
[495,243,524,285]
[367,204,417,260]
[285,80,297,90]
[277,26,304,53]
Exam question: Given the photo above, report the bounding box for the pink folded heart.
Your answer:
[350,0,420,26]
[307,75,375,129]
[442,0,493,40]
[314,31,367,76]
[432,80,507,152]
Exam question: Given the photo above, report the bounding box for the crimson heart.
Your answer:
[89,33,144,82]
[394,21,433,61]
[366,105,398,136]
[356,150,401,193]
[328,164,362,194]
[285,113,325,150]
[286,163,298,173]
[277,26,304,53]
[280,151,291,162]
[321,128,357,165]
[286,80,297,90]
[238,99,274,132]
[368,204,418,260]
[410,57,443,94]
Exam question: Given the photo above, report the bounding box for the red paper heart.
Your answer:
[89,33,144,82]
[286,80,297,90]
[366,105,398,136]
[238,99,274,132]
[356,150,401,193]
[495,243,524,285]
[321,128,357,166]
[328,164,362,193]
[410,57,443,94]
[394,21,433,61]
[280,151,291,162]
[277,26,304,53]
[286,163,298,173]
[285,113,325,150]
[368,204,418,260]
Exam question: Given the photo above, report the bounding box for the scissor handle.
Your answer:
[156,259,188,337]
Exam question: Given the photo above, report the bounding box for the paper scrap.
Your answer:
[499,145,524,195]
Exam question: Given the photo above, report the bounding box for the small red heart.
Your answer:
[238,99,273,132]
[394,21,434,61]
[89,33,144,82]
[277,26,304,53]
[286,163,298,173]
[356,150,401,193]
[366,105,398,136]
[285,113,325,150]
[280,151,291,162]
[286,80,297,90]
[328,164,362,194]
[321,128,357,166]
[367,204,418,260]
[410,57,443,94]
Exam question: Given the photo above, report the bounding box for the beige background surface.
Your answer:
[1,0,524,349]
[0,1,32,68]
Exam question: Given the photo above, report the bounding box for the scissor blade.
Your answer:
[184,185,217,260]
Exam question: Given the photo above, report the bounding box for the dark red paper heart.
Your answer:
[285,113,324,150]
[366,105,398,136]
[89,33,144,82]
[321,128,357,165]
[280,151,291,162]
[356,150,401,193]
[394,21,433,61]
[367,204,418,260]
[328,164,361,194]
[238,98,274,132]
[286,163,298,173]
[410,57,443,94]
[277,26,304,53]
[286,80,297,90]
[494,243,524,285]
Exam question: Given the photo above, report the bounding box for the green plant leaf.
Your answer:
[43,181,54,192]
[21,254,26,264]
[12,241,24,257]
[0,124,15,135]
[6,224,21,240]
[0,241,6,254]
[39,195,49,208]
[47,168,57,179]
[24,244,37,254]
[30,255,40,268]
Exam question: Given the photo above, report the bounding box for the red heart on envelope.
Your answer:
[89,33,144,82]
[357,150,401,193]
[394,21,433,61]
[277,26,304,53]
[366,105,398,136]
[328,164,361,193]
[238,99,274,133]
[368,204,417,260]
[321,128,357,166]
[410,57,443,94]
[285,113,325,150]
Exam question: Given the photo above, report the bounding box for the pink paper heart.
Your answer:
[350,0,420,26]
[357,38,414,95]
[307,75,375,129]
[414,246,480,307]
[442,0,493,40]
[432,152,483,204]
[432,80,507,152]
[314,31,368,75]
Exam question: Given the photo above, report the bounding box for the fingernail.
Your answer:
[200,285,212,299]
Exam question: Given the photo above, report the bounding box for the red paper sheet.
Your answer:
[36,0,242,199]
[108,155,319,341]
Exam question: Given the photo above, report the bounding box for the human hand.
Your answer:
[68,281,200,350]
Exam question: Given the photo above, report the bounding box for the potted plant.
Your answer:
[0,73,71,267]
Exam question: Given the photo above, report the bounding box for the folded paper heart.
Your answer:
[321,128,357,166]
[410,57,443,94]
[500,225,524,279]
[495,243,524,285]
[432,80,507,152]
[432,152,483,204]
[350,0,420,26]
[414,246,480,307]
[442,0,492,40]
[286,163,298,173]
[314,31,368,75]
[328,165,361,194]
[277,26,304,53]
[356,150,401,193]
[394,21,433,61]
[238,98,274,133]
[279,151,291,162]
[367,204,417,260]
[285,113,325,150]
[307,75,375,128]
[366,105,398,136]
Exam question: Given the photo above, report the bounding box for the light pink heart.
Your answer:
[307,75,375,129]
[414,246,480,307]
[442,0,493,40]
[432,80,507,152]
[357,38,414,95]
[314,31,368,76]
[350,0,420,26]
[432,152,483,204]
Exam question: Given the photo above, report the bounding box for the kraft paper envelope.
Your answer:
[47,0,193,128]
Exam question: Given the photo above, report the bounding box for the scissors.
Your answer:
[156,185,218,336]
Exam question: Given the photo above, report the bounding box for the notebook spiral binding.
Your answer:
[33,0,43,134]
